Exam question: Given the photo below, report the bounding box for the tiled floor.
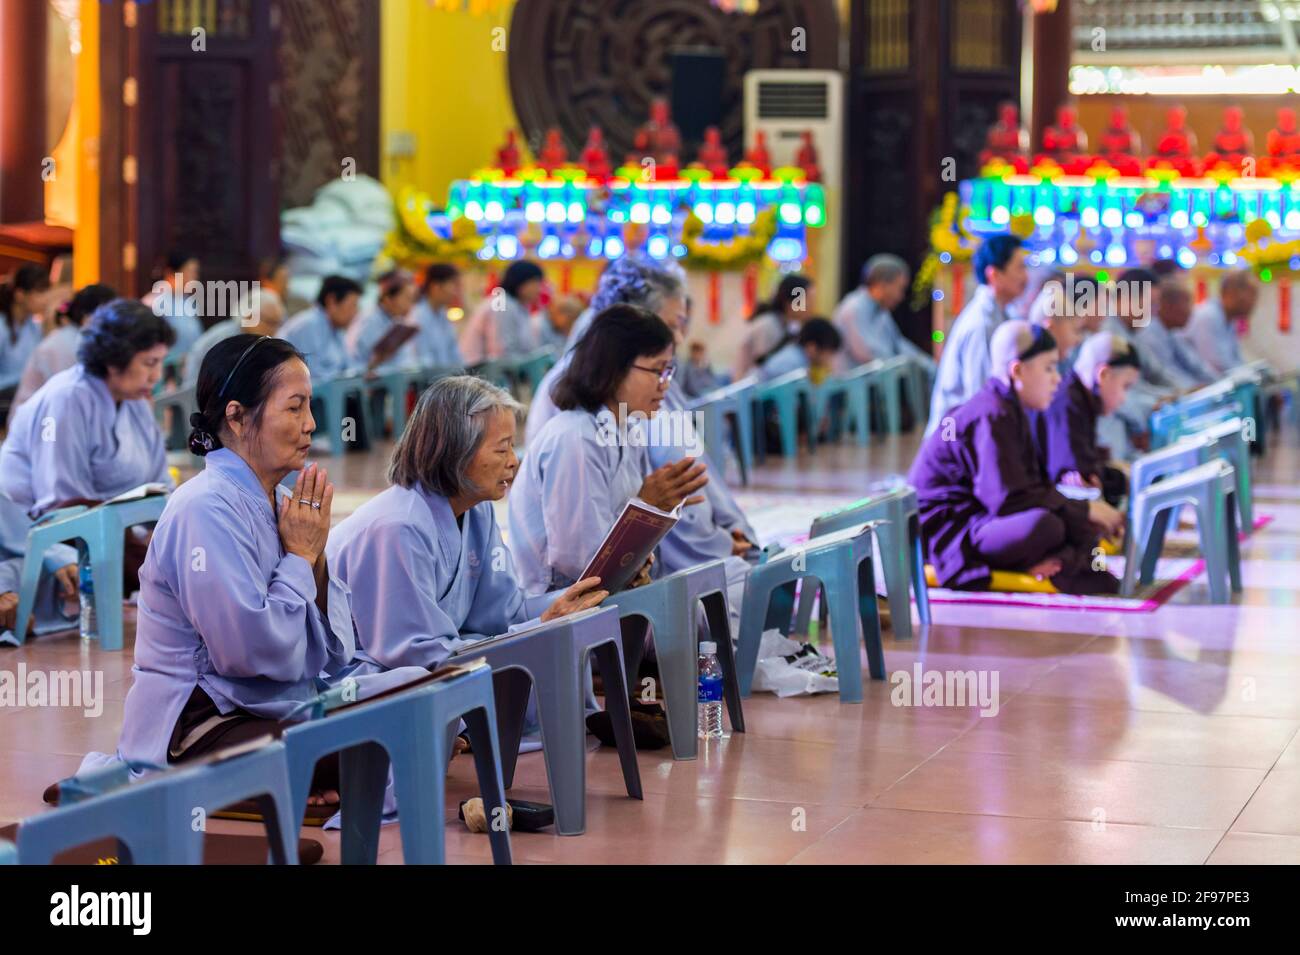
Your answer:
[2,428,1298,864]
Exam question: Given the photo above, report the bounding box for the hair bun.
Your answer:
[188,411,205,429]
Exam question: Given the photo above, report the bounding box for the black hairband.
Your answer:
[1106,342,1142,371]
[219,335,267,399]
[1016,325,1058,362]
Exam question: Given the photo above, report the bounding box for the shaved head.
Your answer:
[990,319,1037,382]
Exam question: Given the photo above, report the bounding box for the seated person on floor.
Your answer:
[1185,270,1259,378]
[8,282,116,423]
[0,494,77,646]
[756,316,842,384]
[327,375,609,677]
[926,234,1028,436]
[1036,333,1142,507]
[411,263,465,368]
[77,335,426,805]
[0,265,53,400]
[183,287,286,388]
[1136,278,1216,391]
[459,260,544,365]
[347,268,420,374]
[2,299,175,520]
[732,273,814,380]
[680,339,723,398]
[1100,268,1170,456]
[527,256,758,587]
[833,254,935,382]
[908,320,1125,594]
[278,275,363,381]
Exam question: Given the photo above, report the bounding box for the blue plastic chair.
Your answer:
[605,560,745,760]
[1199,417,1254,533]
[811,373,870,447]
[870,356,914,434]
[752,368,814,458]
[1122,459,1241,602]
[281,664,511,865]
[451,606,642,836]
[13,494,168,651]
[17,743,299,865]
[688,378,757,485]
[736,524,886,703]
[153,384,197,451]
[0,840,15,864]
[311,374,373,455]
[795,487,931,641]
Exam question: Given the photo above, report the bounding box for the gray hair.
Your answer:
[388,375,523,498]
[862,253,910,287]
[589,254,687,314]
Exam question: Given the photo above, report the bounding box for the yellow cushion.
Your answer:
[924,564,1060,594]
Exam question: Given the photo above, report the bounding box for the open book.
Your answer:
[368,321,420,368]
[578,497,682,595]
[101,483,169,506]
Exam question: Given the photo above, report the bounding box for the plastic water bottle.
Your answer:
[697,641,724,740]
[77,545,97,642]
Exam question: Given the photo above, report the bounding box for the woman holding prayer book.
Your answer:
[77,335,423,805]
[1,299,175,519]
[327,375,610,676]
[507,304,709,595]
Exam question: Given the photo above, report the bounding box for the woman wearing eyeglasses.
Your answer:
[507,304,709,595]
[78,335,422,803]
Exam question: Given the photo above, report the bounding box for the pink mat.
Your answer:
[924,515,1273,614]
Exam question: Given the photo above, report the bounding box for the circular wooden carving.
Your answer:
[508,0,839,162]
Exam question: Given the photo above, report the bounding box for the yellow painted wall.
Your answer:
[380,0,524,203]
[72,0,99,286]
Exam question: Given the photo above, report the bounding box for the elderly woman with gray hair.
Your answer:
[326,375,609,676]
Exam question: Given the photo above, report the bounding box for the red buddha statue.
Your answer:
[1205,106,1255,170]
[1265,107,1300,170]
[795,130,822,182]
[1037,104,1090,173]
[539,128,569,173]
[1098,105,1142,176]
[743,131,772,178]
[1149,105,1201,176]
[633,98,682,161]
[581,126,611,182]
[495,129,522,176]
[979,101,1029,172]
[696,126,730,179]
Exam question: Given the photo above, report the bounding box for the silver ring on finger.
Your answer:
[311,500,322,510]
[297,497,311,506]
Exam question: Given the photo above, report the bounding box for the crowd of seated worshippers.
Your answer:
[0,237,1276,796]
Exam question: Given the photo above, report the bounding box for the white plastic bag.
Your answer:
[750,629,840,698]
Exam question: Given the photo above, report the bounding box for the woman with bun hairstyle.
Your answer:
[78,335,421,797]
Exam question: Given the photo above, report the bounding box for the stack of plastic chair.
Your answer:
[450,606,642,835]
[13,494,168,651]
[604,559,745,759]
[752,368,814,459]
[16,745,299,864]
[688,378,757,485]
[794,487,931,641]
[1122,458,1242,602]
[280,663,511,865]
[811,372,870,448]
[736,524,886,703]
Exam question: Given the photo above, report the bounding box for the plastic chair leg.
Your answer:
[491,668,533,789]
[873,520,914,641]
[910,513,932,625]
[338,739,390,865]
[533,667,591,836]
[1225,491,1243,593]
[701,591,745,733]
[589,642,643,801]
[1138,507,1173,587]
[461,704,512,865]
[857,557,886,681]
[735,578,775,697]
[649,610,700,760]
[89,532,125,652]
[824,570,865,703]
[390,733,447,864]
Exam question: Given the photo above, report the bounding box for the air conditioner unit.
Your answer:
[744,69,843,191]
[744,69,844,297]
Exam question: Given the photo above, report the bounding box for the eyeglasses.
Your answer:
[632,361,676,386]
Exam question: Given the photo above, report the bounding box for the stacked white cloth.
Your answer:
[280,175,396,304]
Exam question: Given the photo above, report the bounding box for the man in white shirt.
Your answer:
[1184,271,1258,378]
